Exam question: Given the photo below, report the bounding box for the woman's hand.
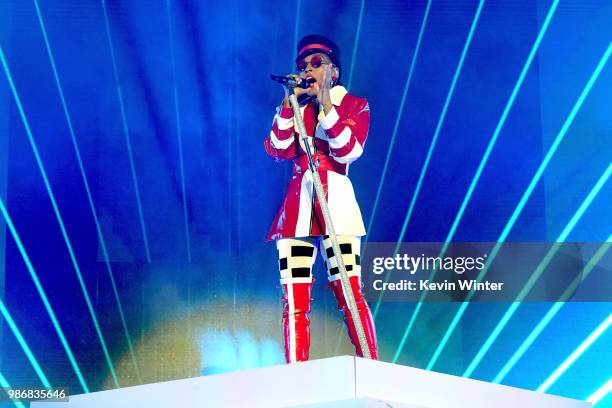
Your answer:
[316,64,334,114]
[282,75,307,108]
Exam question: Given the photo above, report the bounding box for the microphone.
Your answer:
[270,75,315,89]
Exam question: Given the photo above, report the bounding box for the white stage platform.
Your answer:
[32,356,590,408]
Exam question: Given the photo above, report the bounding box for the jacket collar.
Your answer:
[301,85,347,112]
[330,85,348,106]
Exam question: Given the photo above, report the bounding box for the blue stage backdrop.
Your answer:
[0,0,610,406]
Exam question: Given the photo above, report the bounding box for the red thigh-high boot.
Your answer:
[329,276,378,359]
[281,280,313,363]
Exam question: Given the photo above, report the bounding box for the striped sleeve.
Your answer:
[319,97,370,164]
[264,105,298,160]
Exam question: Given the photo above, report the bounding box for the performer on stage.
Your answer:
[264,34,378,363]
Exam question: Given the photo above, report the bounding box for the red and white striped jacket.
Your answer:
[264,85,370,241]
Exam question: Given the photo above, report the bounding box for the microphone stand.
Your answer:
[285,85,372,359]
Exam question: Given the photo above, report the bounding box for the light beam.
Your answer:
[33,0,141,382]
[462,163,611,378]
[0,198,89,392]
[373,0,486,319]
[392,0,560,363]
[100,0,152,263]
[0,46,119,388]
[424,41,612,371]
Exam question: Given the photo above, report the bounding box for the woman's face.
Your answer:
[296,53,337,96]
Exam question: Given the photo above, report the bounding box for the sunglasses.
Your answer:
[296,55,330,72]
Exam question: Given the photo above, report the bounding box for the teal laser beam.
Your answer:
[462,163,611,378]
[493,236,612,383]
[556,167,612,242]
[0,46,119,388]
[424,41,612,371]
[100,0,151,263]
[443,0,559,256]
[0,300,50,387]
[394,0,485,247]
[373,0,485,320]
[291,0,302,71]
[166,0,192,264]
[33,0,141,383]
[363,0,432,253]
[343,0,432,356]
[391,0,559,363]
[538,313,612,392]
[587,378,612,406]
[0,372,26,408]
[0,198,89,393]
[347,0,366,89]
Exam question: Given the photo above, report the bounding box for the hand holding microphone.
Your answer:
[270,74,316,89]
[271,74,316,107]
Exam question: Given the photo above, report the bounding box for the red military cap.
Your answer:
[296,34,342,72]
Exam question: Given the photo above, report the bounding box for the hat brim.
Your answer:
[295,48,333,63]
[295,50,341,73]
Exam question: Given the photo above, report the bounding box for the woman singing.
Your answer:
[264,34,378,363]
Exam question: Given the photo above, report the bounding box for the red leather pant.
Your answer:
[277,235,378,363]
